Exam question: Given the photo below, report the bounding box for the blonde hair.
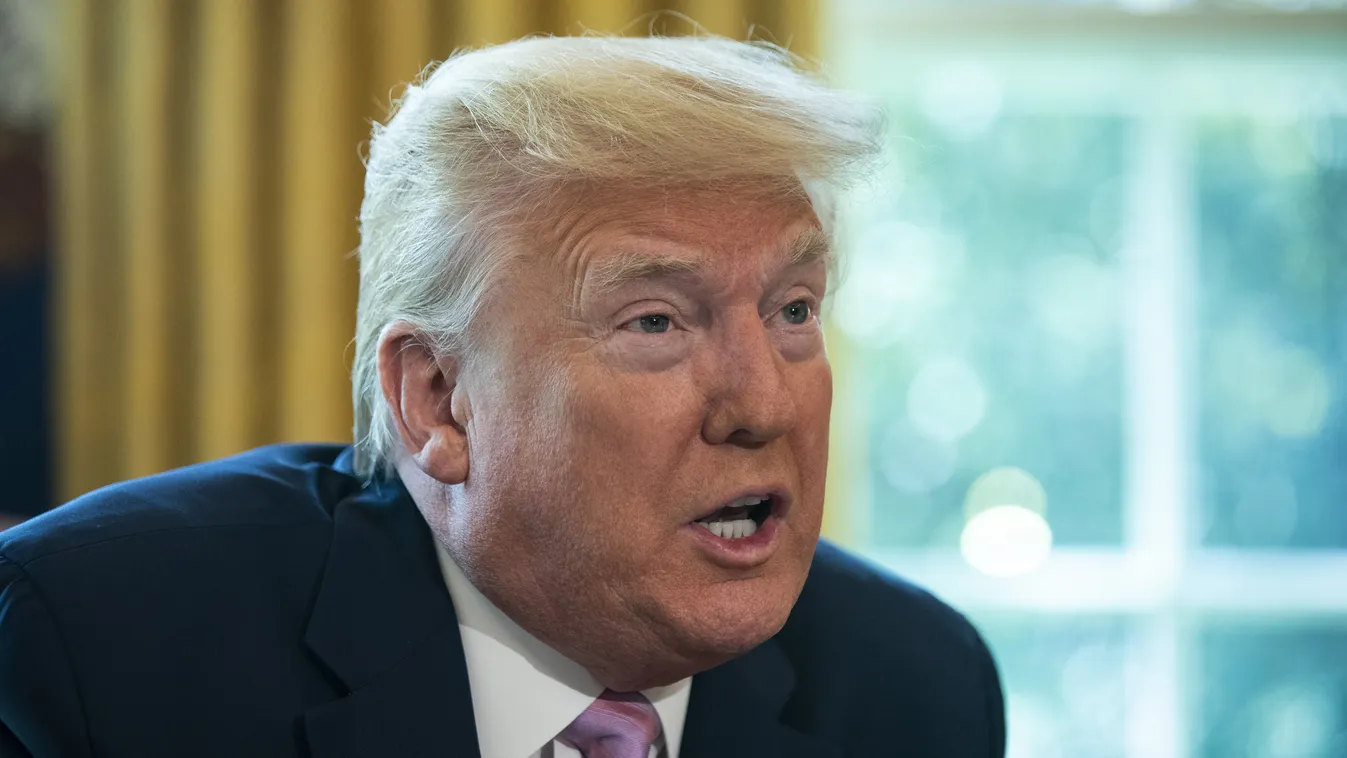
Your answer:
[353,34,882,478]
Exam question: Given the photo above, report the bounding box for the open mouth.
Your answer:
[693,495,776,540]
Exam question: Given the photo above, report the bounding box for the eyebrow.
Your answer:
[784,226,832,270]
[587,227,832,295]
[589,252,702,294]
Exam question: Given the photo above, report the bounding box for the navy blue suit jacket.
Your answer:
[0,445,1005,757]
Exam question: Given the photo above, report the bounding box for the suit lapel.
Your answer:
[301,475,481,758]
[680,639,840,758]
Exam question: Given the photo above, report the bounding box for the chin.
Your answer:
[667,575,801,661]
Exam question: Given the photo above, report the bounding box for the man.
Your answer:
[0,36,1005,757]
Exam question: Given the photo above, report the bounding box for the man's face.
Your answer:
[445,181,831,686]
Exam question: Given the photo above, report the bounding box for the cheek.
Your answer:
[501,363,703,547]
[564,366,703,467]
[791,360,833,514]
[795,359,833,451]
[458,351,583,522]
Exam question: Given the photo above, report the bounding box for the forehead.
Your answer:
[534,180,825,280]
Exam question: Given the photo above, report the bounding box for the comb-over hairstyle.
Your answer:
[352,34,883,477]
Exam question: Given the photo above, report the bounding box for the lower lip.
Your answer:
[684,514,782,568]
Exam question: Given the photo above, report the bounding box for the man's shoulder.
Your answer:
[783,539,1000,694]
[0,443,352,568]
[777,541,1005,752]
[794,540,985,647]
[0,445,369,757]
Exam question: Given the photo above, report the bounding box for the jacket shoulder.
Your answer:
[791,540,987,652]
[779,541,1006,755]
[0,445,361,757]
[0,443,351,567]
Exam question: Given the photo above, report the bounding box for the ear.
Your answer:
[377,323,470,485]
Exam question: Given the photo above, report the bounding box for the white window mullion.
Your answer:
[1120,85,1198,758]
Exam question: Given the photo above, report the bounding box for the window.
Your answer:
[826,2,1347,756]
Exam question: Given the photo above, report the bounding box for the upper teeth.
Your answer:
[726,495,769,509]
[701,518,758,539]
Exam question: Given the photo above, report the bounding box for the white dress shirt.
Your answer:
[434,543,691,758]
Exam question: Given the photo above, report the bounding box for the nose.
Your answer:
[701,311,798,448]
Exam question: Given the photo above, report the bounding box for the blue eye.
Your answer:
[633,314,671,334]
[782,300,812,325]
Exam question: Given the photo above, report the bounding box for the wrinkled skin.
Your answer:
[382,180,832,691]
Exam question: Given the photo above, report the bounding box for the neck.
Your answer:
[464,558,722,692]
[574,645,719,693]
[396,459,732,693]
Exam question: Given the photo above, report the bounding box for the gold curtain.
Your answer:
[53,0,825,499]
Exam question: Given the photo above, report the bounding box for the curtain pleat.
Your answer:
[377,0,437,98]
[459,0,538,45]
[680,0,747,37]
[276,0,361,444]
[117,0,167,478]
[55,0,120,498]
[54,0,807,502]
[777,0,820,59]
[561,0,643,33]
[195,0,265,461]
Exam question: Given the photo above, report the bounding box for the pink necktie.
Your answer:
[558,689,662,758]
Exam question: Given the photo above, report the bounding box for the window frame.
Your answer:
[823,4,1347,756]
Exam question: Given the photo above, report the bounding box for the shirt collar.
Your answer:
[434,542,691,757]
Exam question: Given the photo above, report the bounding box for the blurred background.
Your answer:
[1,0,1344,756]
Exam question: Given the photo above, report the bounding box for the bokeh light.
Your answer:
[960,504,1054,578]
[1262,346,1333,439]
[835,221,966,345]
[1060,643,1126,736]
[1029,244,1118,349]
[918,63,1003,141]
[878,422,959,495]
[1208,324,1333,440]
[965,466,1049,518]
[907,357,989,442]
[1249,683,1338,758]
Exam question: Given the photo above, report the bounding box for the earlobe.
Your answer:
[416,423,470,485]
[377,324,471,485]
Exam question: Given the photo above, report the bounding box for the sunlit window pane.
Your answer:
[844,112,1127,548]
[832,5,1347,758]
[1199,625,1347,757]
[1196,115,1347,549]
[975,615,1130,758]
